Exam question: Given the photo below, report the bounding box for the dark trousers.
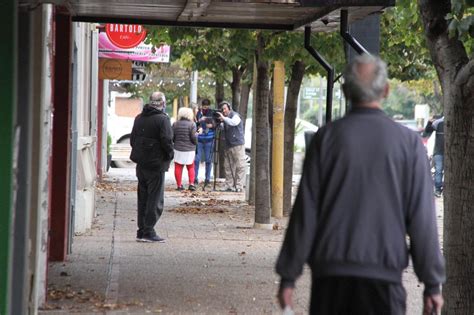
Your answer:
[310,276,406,315]
[136,165,165,237]
[433,154,444,191]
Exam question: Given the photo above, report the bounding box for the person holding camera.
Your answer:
[215,101,246,192]
[194,99,216,186]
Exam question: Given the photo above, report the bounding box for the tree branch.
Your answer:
[455,58,474,87]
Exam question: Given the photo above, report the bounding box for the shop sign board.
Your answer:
[106,24,146,49]
[99,27,170,63]
[98,58,132,80]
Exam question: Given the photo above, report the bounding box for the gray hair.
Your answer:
[177,107,194,121]
[342,54,388,105]
[149,91,166,108]
[219,101,232,111]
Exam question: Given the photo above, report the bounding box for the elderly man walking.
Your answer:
[130,91,174,243]
[276,55,445,315]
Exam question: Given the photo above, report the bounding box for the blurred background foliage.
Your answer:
[114,0,462,121]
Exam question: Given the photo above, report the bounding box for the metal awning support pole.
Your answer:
[340,9,370,55]
[304,26,334,123]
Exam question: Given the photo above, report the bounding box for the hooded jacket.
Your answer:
[130,104,174,171]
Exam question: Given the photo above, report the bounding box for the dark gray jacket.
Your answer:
[276,107,445,295]
[172,119,197,152]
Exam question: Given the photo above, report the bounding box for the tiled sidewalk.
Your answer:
[41,168,443,314]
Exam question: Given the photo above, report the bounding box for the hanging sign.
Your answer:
[99,32,170,63]
[105,24,147,49]
[98,58,132,80]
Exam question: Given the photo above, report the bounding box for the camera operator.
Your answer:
[194,98,217,186]
[215,101,246,192]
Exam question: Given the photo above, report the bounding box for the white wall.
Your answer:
[29,4,53,312]
[73,23,98,234]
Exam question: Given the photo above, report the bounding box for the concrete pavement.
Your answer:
[40,167,444,314]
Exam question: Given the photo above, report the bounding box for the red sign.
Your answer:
[105,24,146,49]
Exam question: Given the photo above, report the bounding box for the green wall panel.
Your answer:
[0,0,16,313]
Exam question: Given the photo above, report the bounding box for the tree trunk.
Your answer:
[215,77,226,178]
[432,79,443,114]
[254,32,271,225]
[249,59,258,205]
[231,67,244,112]
[268,73,274,188]
[419,1,474,313]
[215,77,225,106]
[240,81,251,127]
[283,60,305,216]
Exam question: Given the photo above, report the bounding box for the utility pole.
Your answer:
[271,61,284,218]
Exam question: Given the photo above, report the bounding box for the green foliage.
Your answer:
[255,29,345,81]
[146,27,255,85]
[383,80,419,118]
[381,2,435,81]
[122,61,191,103]
[146,26,346,91]
[382,0,473,70]
[107,132,112,155]
[446,0,474,54]
[146,27,256,105]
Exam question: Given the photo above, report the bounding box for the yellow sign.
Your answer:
[99,58,132,80]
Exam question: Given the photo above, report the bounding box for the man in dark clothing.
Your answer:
[130,91,174,243]
[424,116,444,197]
[276,55,445,315]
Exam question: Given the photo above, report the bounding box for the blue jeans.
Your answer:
[433,154,444,191]
[195,140,213,182]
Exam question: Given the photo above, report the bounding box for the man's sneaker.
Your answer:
[176,185,184,191]
[139,235,166,243]
[434,190,442,198]
[235,188,243,193]
[188,184,196,191]
[222,187,234,192]
[136,231,144,242]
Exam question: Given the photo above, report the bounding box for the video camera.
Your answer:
[212,109,223,119]
[197,109,221,134]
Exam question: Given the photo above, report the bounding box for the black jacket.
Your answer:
[130,104,174,171]
[276,107,445,296]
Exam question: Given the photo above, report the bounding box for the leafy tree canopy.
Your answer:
[381,0,435,81]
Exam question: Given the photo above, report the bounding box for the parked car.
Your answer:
[395,119,421,133]
[243,118,319,162]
